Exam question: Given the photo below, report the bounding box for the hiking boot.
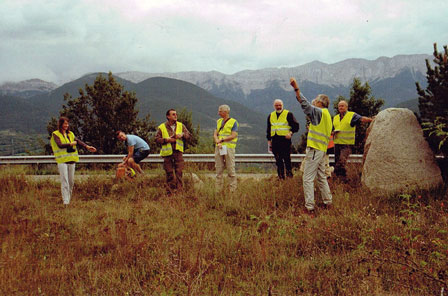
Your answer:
[303,208,316,218]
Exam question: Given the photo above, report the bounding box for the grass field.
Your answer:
[0,165,447,295]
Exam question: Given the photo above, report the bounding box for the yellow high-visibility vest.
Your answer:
[307,108,332,152]
[333,111,356,145]
[270,110,291,137]
[159,122,184,156]
[216,118,238,149]
[50,130,79,163]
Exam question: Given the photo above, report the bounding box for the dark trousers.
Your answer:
[334,144,352,177]
[163,150,184,193]
[272,138,293,179]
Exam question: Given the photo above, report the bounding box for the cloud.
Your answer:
[0,0,447,84]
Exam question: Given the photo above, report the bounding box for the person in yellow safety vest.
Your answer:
[116,131,150,175]
[213,104,239,192]
[333,100,373,179]
[267,99,300,179]
[50,116,97,205]
[155,109,190,195]
[290,78,333,216]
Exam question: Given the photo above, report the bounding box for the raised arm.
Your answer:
[290,77,303,103]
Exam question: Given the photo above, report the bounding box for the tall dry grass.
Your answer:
[0,164,447,295]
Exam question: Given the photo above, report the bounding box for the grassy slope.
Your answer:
[0,165,447,295]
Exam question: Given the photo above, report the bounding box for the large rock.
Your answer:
[362,108,442,194]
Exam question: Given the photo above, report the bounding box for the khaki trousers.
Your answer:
[302,147,332,210]
[215,146,237,191]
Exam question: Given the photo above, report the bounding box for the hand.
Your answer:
[87,145,97,153]
[285,132,292,140]
[290,77,298,89]
[70,141,77,146]
[217,143,222,149]
[175,133,183,139]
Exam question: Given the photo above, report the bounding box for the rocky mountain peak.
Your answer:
[1,79,57,91]
[116,54,432,95]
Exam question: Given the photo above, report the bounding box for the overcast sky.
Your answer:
[1,0,447,84]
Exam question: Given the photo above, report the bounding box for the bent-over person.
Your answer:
[116,131,150,175]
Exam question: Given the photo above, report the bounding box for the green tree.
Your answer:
[176,108,200,153]
[333,78,384,154]
[416,43,448,158]
[46,72,156,154]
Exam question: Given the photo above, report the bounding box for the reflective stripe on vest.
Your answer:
[217,118,238,149]
[307,108,332,152]
[333,111,356,145]
[159,122,184,156]
[270,110,291,136]
[50,130,79,163]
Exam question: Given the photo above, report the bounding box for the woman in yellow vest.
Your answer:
[50,117,97,205]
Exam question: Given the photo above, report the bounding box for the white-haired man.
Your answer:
[267,99,300,179]
[290,78,333,215]
[213,104,239,192]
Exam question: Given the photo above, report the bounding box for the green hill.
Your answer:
[0,95,48,132]
[3,73,268,153]
[396,98,419,114]
[134,77,266,152]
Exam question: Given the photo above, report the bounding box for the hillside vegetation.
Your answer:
[3,74,267,153]
[0,130,45,156]
[1,165,447,295]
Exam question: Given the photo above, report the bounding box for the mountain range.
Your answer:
[116,54,430,108]
[0,54,432,154]
[0,79,57,98]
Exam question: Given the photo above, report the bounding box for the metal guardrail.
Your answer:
[0,154,365,165]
